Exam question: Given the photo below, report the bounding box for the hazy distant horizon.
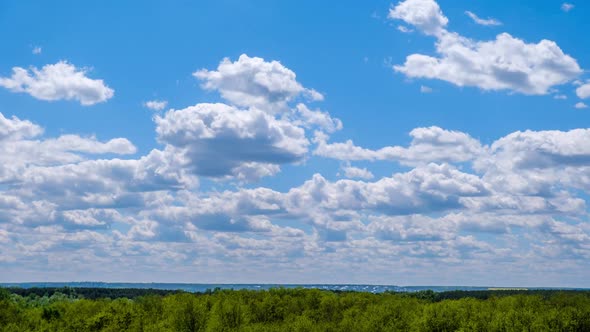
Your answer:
[4,282,588,294]
[2,282,588,291]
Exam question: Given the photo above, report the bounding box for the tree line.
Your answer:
[1,287,589,331]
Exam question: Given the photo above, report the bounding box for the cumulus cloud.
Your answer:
[287,164,489,217]
[575,102,588,109]
[293,104,342,133]
[395,33,581,95]
[0,113,139,183]
[2,53,590,284]
[144,100,168,111]
[315,126,483,165]
[0,112,42,140]
[576,83,590,99]
[0,110,198,235]
[194,54,323,112]
[368,215,456,242]
[341,166,374,180]
[483,129,590,170]
[154,54,341,182]
[3,107,587,280]
[0,61,114,105]
[155,103,309,180]
[389,0,448,36]
[465,11,502,26]
[475,128,590,196]
[390,0,581,95]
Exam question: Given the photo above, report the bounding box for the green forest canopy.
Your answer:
[1,287,589,331]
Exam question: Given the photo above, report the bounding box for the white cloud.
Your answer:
[194,54,322,112]
[561,3,575,12]
[0,61,114,105]
[32,46,42,55]
[144,100,168,111]
[342,166,374,180]
[2,53,590,284]
[293,103,342,133]
[0,112,42,140]
[368,215,456,242]
[390,0,581,95]
[420,85,433,93]
[286,164,489,217]
[0,113,139,183]
[465,11,502,26]
[475,128,590,195]
[575,102,588,109]
[397,25,414,33]
[163,54,340,181]
[488,129,590,167]
[0,113,200,243]
[395,32,581,95]
[554,94,567,100]
[315,126,483,165]
[576,83,590,99]
[155,103,309,180]
[389,0,448,36]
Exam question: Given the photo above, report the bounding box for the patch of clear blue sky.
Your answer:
[1,0,589,192]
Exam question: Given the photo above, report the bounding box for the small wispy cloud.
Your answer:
[32,46,42,55]
[397,25,414,33]
[144,100,168,111]
[465,11,502,26]
[553,94,567,100]
[561,3,575,12]
[420,85,433,93]
[575,102,588,109]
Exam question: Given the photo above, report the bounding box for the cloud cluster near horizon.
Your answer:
[1,0,590,285]
[1,52,589,284]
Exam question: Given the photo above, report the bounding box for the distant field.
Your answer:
[1,287,589,331]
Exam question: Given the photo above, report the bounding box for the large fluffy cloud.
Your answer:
[0,110,194,231]
[157,54,341,181]
[0,61,114,105]
[286,164,489,216]
[194,54,323,112]
[155,103,309,179]
[389,0,581,95]
[476,129,590,195]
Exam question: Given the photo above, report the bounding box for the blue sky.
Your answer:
[1,0,590,287]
